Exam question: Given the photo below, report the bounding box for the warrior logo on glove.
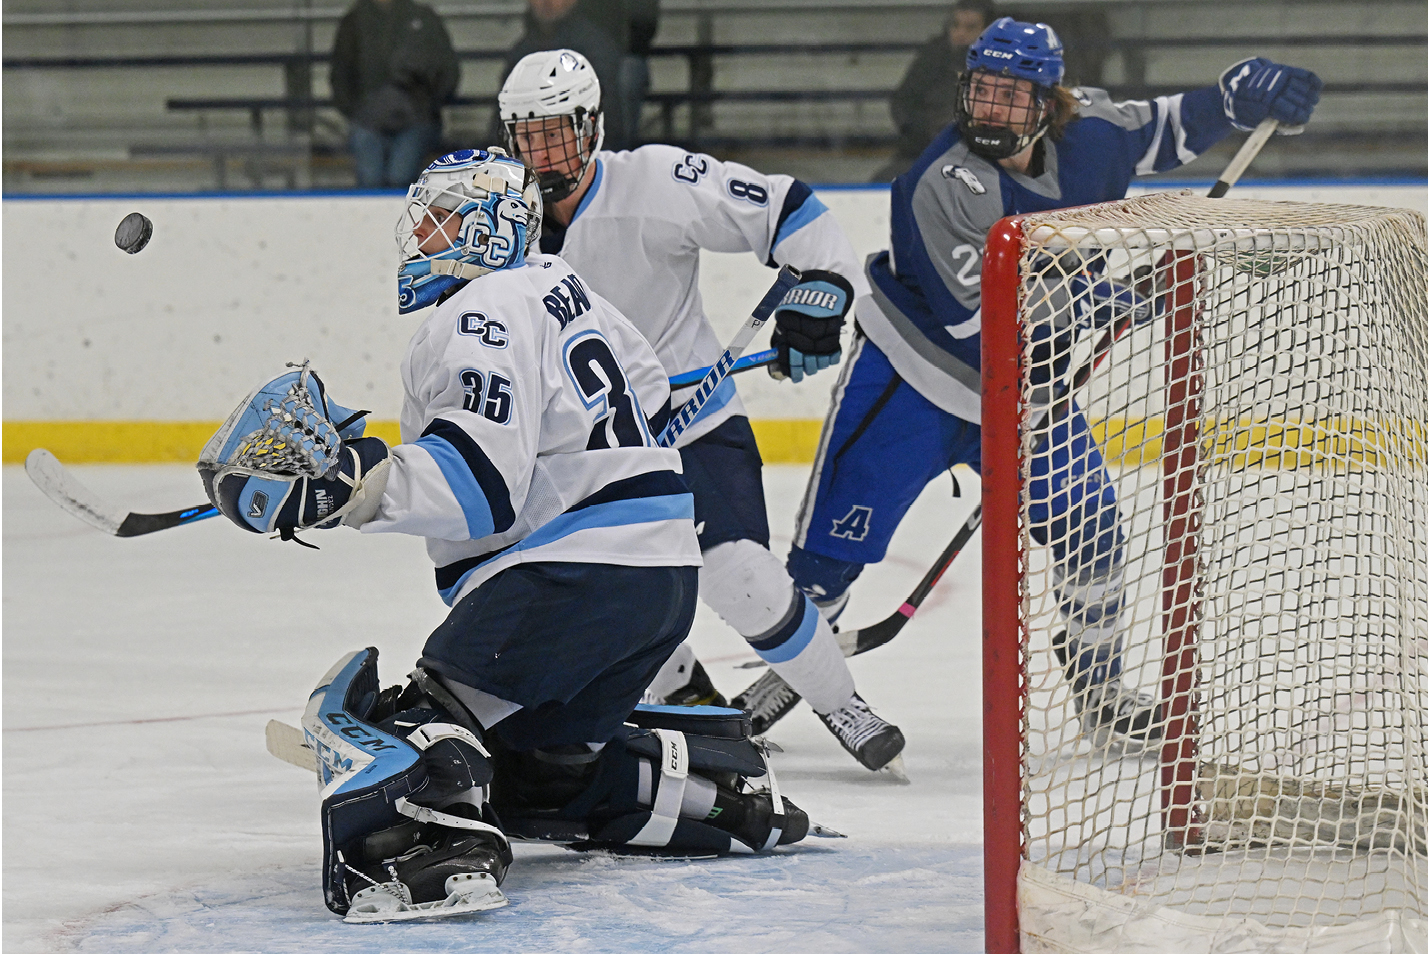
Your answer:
[768,269,855,384]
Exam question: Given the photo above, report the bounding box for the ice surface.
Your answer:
[3,462,986,953]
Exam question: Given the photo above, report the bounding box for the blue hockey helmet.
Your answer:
[956,18,1065,161]
[394,148,543,314]
[965,17,1064,86]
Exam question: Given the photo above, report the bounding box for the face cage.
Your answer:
[502,112,600,204]
[955,70,1054,161]
[396,178,497,263]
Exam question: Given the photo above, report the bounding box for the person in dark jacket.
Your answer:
[331,0,460,188]
[873,0,996,182]
[577,0,659,147]
[501,0,629,149]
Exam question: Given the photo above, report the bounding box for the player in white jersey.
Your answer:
[497,49,905,774]
[198,149,813,923]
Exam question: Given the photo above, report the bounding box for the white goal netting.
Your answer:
[1002,192,1428,953]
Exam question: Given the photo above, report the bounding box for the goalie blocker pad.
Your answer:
[302,647,510,916]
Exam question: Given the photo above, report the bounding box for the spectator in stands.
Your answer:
[331,0,460,189]
[501,0,630,149]
[874,0,996,181]
[579,0,660,146]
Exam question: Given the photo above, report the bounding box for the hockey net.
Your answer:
[980,192,1428,953]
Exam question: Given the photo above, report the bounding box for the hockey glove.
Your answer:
[767,269,854,383]
[198,363,392,541]
[1219,57,1323,133]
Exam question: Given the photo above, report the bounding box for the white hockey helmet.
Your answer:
[394,148,543,314]
[498,49,604,203]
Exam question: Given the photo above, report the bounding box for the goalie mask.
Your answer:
[395,148,542,314]
[955,17,1064,161]
[498,49,604,204]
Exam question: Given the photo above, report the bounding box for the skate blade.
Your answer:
[810,822,847,838]
[735,660,769,669]
[877,755,911,784]
[343,875,507,923]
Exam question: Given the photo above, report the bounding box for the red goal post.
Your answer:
[980,192,1428,953]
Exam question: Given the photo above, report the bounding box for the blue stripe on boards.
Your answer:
[418,418,516,537]
[749,595,820,664]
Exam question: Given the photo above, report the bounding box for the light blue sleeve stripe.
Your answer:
[754,596,821,665]
[771,193,831,254]
[415,433,496,540]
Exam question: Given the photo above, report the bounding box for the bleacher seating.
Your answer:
[3,0,1425,192]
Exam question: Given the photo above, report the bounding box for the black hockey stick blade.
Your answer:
[24,448,218,537]
[836,502,984,658]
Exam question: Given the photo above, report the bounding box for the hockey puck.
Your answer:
[115,212,153,254]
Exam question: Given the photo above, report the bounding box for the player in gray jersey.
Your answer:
[496,48,905,774]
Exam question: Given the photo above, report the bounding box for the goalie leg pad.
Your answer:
[303,648,511,919]
[493,707,808,854]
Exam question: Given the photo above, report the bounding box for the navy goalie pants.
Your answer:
[419,561,700,751]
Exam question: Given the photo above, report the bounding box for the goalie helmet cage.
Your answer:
[980,192,1428,953]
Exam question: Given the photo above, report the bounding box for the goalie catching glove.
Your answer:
[767,269,854,383]
[197,363,392,541]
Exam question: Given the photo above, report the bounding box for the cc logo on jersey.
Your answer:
[671,153,709,184]
[458,312,509,348]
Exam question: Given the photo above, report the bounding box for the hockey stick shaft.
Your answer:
[24,448,217,537]
[668,347,779,389]
[838,311,1134,658]
[22,347,786,538]
[1207,118,1278,198]
[658,265,801,447]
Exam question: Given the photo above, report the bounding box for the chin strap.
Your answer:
[431,259,495,281]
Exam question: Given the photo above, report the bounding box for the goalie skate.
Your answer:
[344,834,509,924]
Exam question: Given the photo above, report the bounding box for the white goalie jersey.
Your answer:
[359,254,701,606]
[544,144,869,446]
